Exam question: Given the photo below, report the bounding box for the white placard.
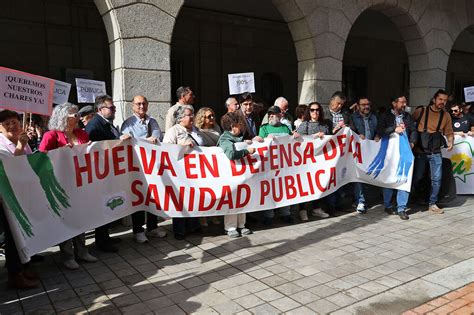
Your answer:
[76,78,106,103]
[0,66,53,115]
[53,80,71,105]
[228,72,255,95]
[464,86,474,103]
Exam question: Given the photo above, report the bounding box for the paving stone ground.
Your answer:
[1,194,473,314]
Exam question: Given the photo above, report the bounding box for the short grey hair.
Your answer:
[174,105,194,124]
[48,102,78,132]
[274,97,288,107]
[225,97,237,108]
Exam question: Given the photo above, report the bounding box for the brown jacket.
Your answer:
[412,105,454,151]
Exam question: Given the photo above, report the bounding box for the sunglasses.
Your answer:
[67,113,79,118]
[451,109,460,112]
[310,108,320,112]
[205,115,214,119]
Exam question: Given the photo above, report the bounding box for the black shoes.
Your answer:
[398,211,409,220]
[384,207,395,215]
[96,242,118,253]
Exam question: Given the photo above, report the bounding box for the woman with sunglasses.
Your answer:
[295,102,331,221]
[39,103,98,270]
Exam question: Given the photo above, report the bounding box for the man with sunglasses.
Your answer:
[85,95,130,252]
[450,103,474,136]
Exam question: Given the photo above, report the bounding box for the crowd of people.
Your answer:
[0,86,473,289]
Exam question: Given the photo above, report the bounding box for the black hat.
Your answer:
[267,106,281,115]
[78,105,95,117]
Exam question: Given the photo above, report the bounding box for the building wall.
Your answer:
[0,0,111,102]
[171,6,297,118]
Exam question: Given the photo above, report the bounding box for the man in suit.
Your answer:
[85,95,129,252]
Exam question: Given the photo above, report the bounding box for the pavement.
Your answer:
[1,194,473,314]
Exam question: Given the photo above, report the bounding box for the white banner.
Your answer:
[228,72,255,95]
[0,128,414,262]
[464,86,474,103]
[442,135,474,194]
[0,66,54,115]
[75,78,106,103]
[52,80,71,105]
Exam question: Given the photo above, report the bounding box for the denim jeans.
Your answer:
[264,206,291,219]
[382,188,409,213]
[353,182,366,205]
[413,153,442,206]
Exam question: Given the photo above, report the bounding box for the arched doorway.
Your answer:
[170,0,298,118]
[0,0,111,103]
[446,26,474,103]
[342,9,409,111]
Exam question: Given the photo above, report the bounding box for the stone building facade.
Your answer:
[1,0,473,126]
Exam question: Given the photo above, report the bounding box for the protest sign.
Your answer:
[76,78,106,103]
[442,135,474,194]
[0,128,414,262]
[228,72,255,95]
[464,86,474,103]
[0,66,54,115]
[53,80,71,105]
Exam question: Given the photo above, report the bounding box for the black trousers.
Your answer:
[95,224,111,246]
[132,211,158,234]
[1,203,23,274]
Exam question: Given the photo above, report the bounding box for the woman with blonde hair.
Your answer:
[195,107,222,146]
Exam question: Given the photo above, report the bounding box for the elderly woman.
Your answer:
[163,105,207,239]
[194,107,222,226]
[0,110,39,289]
[39,103,98,270]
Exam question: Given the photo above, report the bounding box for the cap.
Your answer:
[78,105,95,117]
[267,106,281,115]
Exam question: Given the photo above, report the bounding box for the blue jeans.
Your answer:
[383,188,409,213]
[413,153,442,206]
[264,206,291,219]
[353,182,366,205]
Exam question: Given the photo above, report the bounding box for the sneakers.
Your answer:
[384,207,395,215]
[311,208,330,218]
[147,227,167,238]
[428,204,444,214]
[227,229,240,238]
[240,228,252,235]
[299,210,309,221]
[398,211,409,220]
[78,252,98,263]
[63,259,80,270]
[356,203,367,214]
[134,232,148,244]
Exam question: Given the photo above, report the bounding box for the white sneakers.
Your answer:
[135,228,167,244]
[312,208,330,218]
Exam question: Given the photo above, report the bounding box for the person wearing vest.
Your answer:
[411,89,454,214]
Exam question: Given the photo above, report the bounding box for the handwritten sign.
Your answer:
[464,86,474,103]
[76,78,106,103]
[228,72,255,95]
[0,67,54,115]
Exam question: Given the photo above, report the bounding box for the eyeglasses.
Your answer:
[102,105,116,110]
[133,102,147,106]
[205,115,214,119]
[184,114,194,118]
[68,113,79,118]
[310,108,320,112]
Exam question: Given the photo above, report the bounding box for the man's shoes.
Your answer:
[428,204,444,214]
[78,253,98,263]
[63,259,80,270]
[239,228,252,235]
[22,269,38,280]
[312,208,330,218]
[147,227,167,238]
[384,207,395,215]
[281,215,294,224]
[8,272,39,290]
[227,230,240,238]
[398,211,409,220]
[134,232,148,244]
[356,203,367,214]
[96,242,118,253]
[299,210,309,221]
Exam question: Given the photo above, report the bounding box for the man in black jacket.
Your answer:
[377,95,417,220]
[85,95,129,252]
